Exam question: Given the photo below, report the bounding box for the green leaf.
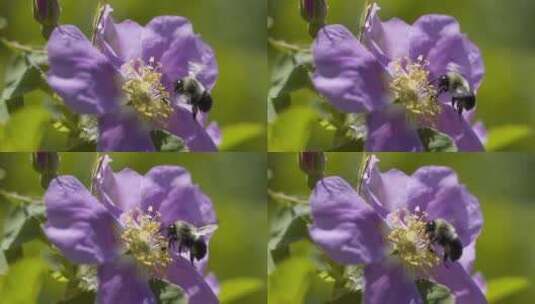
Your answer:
[487,277,530,303]
[269,205,310,269]
[0,250,7,275]
[1,200,45,252]
[1,206,28,251]
[416,279,454,304]
[486,125,532,151]
[220,277,264,303]
[0,53,48,117]
[150,279,186,304]
[0,257,47,303]
[268,52,313,122]
[269,106,317,151]
[0,17,7,30]
[220,123,264,150]
[268,257,315,304]
[150,130,186,152]
[0,106,50,150]
[418,128,458,152]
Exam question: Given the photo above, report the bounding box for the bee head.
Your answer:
[425,220,436,233]
[437,75,450,93]
[174,79,185,93]
[166,224,176,236]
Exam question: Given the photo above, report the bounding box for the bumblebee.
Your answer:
[174,76,213,119]
[425,218,463,263]
[165,220,217,265]
[437,72,476,117]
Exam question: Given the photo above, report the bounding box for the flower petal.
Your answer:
[411,166,460,195]
[419,185,483,247]
[206,122,222,147]
[458,241,476,273]
[141,16,193,64]
[362,3,411,66]
[158,183,218,227]
[312,24,387,113]
[431,262,487,304]
[44,176,117,264]
[472,121,487,146]
[165,258,219,304]
[98,112,156,152]
[95,5,143,67]
[309,176,385,264]
[363,262,423,304]
[472,272,487,295]
[362,155,428,218]
[47,25,120,115]
[409,15,460,60]
[94,155,144,214]
[426,34,485,91]
[97,261,156,304]
[437,104,485,151]
[365,106,424,152]
[165,106,218,151]
[140,165,192,212]
[159,29,218,92]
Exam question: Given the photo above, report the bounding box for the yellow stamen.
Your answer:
[386,210,440,275]
[120,208,171,273]
[389,57,441,126]
[121,59,173,124]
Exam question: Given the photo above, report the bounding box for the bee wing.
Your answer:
[194,224,218,237]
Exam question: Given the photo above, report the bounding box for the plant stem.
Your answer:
[267,189,308,205]
[357,0,372,41]
[0,189,42,204]
[0,38,45,53]
[268,37,310,54]
[356,152,370,194]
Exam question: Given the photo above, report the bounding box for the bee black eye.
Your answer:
[425,221,436,232]
[438,75,449,89]
[175,80,184,93]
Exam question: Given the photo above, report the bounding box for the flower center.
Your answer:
[386,210,440,274]
[121,59,173,124]
[120,208,171,272]
[389,57,441,126]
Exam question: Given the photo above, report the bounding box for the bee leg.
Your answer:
[189,253,195,265]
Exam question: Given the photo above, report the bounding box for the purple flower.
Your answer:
[46,5,219,151]
[312,4,485,151]
[309,156,486,303]
[44,155,219,303]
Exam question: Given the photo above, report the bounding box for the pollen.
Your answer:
[121,59,173,124]
[389,57,441,126]
[386,210,440,274]
[120,208,171,273]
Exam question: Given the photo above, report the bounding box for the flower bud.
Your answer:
[33,0,60,26]
[32,152,59,175]
[299,152,325,178]
[299,0,327,25]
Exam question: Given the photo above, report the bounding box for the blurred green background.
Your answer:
[0,152,267,303]
[269,153,535,303]
[0,0,267,151]
[268,0,535,151]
